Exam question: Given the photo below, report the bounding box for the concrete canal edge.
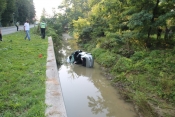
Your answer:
[45,37,67,117]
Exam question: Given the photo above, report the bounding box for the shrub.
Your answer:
[91,48,106,59]
[130,51,149,61]
[112,57,133,73]
[79,27,92,40]
[91,48,117,67]
[97,51,117,67]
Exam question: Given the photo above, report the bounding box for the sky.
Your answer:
[33,0,63,20]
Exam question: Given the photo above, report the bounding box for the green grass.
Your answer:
[0,28,48,117]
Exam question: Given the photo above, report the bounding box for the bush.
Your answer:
[91,48,106,59]
[130,51,149,61]
[79,27,92,40]
[112,57,133,73]
[92,48,117,67]
[46,26,62,66]
[83,43,96,52]
[99,38,119,50]
[97,51,117,67]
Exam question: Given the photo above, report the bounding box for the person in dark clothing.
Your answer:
[39,21,47,39]
[16,21,19,31]
[0,29,2,41]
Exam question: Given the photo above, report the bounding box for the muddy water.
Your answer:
[57,34,138,117]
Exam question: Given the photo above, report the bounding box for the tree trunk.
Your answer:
[147,0,160,48]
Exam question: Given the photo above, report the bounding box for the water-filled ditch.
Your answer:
[57,33,138,117]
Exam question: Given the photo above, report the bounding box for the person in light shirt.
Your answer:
[24,19,30,41]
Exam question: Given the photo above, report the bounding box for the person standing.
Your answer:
[16,21,19,31]
[0,28,2,41]
[39,20,47,39]
[24,20,30,41]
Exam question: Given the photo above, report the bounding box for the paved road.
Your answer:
[1,24,35,35]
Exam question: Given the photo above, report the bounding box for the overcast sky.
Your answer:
[33,0,63,20]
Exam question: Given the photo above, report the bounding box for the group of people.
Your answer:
[23,19,47,41]
[0,20,47,42]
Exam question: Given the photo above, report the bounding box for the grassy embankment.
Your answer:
[0,28,48,116]
[81,37,175,117]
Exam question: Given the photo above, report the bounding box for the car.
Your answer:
[67,50,94,68]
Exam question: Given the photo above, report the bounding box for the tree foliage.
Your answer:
[59,0,175,49]
[1,0,15,26]
[0,0,7,21]
[0,0,35,26]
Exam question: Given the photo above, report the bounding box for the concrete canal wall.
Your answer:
[45,37,67,117]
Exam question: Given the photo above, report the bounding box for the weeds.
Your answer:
[112,50,175,117]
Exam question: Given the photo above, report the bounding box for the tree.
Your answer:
[40,8,47,21]
[1,0,15,26]
[0,0,7,22]
[60,0,175,49]
[15,0,35,24]
[0,0,7,26]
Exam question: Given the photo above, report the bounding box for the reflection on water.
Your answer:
[58,34,138,117]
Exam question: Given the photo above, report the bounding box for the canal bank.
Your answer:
[45,37,67,117]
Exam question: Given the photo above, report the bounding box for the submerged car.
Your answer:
[68,50,94,68]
